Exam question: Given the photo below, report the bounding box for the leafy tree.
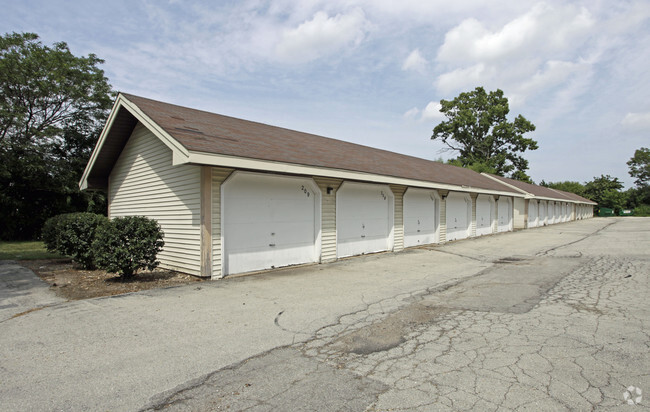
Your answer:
[625,186,650,208]
[584,175,626,210]
[627,147,650,187]
[540,181,586,197]
[431,87,538,180]
[509,170,534,184]
[446,158,497,174]
[0,32,113,240]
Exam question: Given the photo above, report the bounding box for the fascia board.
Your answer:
[532,196,588,204]
[184,151,524,197]
[79,97,123,190]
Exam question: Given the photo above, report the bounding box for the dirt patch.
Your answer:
[20,259,206,300]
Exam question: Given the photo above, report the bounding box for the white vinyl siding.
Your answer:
[211,167,234,278]
[390,185,407,251]
[470,193,478,237]
[109,123,202,276]
[313,177,342,263]
[513,197,526,229]
[439,191,448,242]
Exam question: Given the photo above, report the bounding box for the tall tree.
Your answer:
[584,175,626,210]
[431,87,538,181]
[540,181,586,197]
[0,32,113,239]
[627,147,650,187]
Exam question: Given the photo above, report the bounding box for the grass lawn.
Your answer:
[0,241,66,260]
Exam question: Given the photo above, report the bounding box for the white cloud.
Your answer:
[437,3,594,64]
[421,101,445,121]
[275,8,371,63]
[402,49,427,73]
[622,112,650,130]
[434,3,597,102]
[435,64,490,95]
[403,102,446,123]
[403,107,420,119]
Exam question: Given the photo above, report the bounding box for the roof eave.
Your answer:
[79,93,190,191]
[480,173,596,204]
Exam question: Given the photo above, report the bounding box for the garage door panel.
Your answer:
[539,201,547,225]
[497,197,512,232]
[528,201,538,228]
[404,189,438,247]
[337,182,393,257]
[446,193,471,241]
[223,173,320,275]
[476,195,493,236]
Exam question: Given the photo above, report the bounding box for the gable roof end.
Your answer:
[79,94,189,190]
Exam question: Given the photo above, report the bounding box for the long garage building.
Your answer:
[80,94,596,279]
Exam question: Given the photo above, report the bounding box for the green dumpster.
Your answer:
[597,207,615,217]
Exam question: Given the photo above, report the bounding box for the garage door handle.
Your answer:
[360,235,366,238]
[269,243,276,247]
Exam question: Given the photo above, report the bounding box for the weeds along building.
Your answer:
[80,93,596,278]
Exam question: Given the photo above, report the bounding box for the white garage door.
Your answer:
[403,188,438,247]
[497,197,513,233]
[539,201,547,226]
[446,192,471,241]
[528,200,538,228]
[222,172,320,275]
[554,202,561,224]
[476,195,494,236]
[337,182,394,257]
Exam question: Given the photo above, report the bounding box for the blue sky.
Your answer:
[3,0,649,187]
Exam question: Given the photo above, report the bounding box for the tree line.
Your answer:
[1,33,648,241]
[540,147,650,215]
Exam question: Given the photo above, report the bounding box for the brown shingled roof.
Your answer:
[121,93,520,194]
[483,173,596,204]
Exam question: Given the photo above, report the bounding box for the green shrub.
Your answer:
[93,216,164,277]
[41,213,107,268]
[633,204,650,217]
[42,214,71,252]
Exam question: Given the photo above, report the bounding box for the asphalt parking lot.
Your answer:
[0,217,648,411]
